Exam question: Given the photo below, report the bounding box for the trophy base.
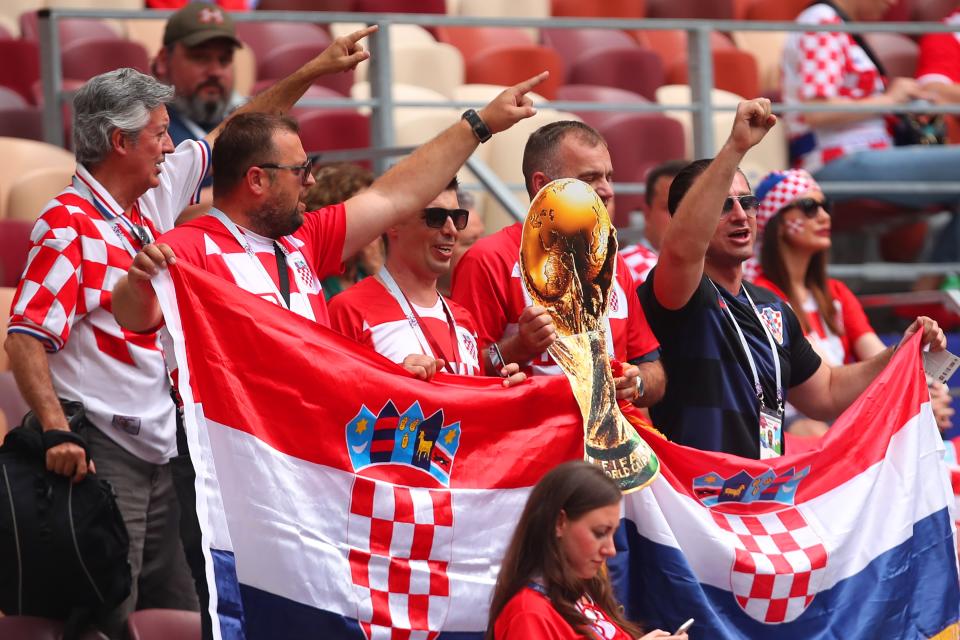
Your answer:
[585,431,660,494]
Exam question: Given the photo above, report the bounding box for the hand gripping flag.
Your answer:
[157,263,960,639]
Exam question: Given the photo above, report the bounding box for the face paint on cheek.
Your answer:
[785,219,806,235]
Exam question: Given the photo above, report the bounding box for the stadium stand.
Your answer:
[542,28,640,74]
[0,106,44,142]
[567,47,665,101]
[355,42,465,98]
[0,219,32,288]
[62,37,151,82]
[6,166,74,223]
[0,40,40,104]
[0,137,73,220]
[667,49,761,101]
[550,0,645,18]
[297,108,371,159]
[556,84,650,129]
[864,32,920,78]
[646,0,734,19]
[464,45,564,100]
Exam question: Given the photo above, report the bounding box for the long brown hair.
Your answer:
[760,213,842,335]
[485,461,642,639]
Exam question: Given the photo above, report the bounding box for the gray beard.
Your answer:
[171,94,230,127]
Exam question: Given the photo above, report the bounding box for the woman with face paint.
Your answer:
[487,461,689,640]
[752,169,954,435]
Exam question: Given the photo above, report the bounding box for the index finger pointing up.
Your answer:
[347,24,379,43]
[513,71,550,95]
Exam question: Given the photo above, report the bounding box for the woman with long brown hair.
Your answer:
[487,461,687,639]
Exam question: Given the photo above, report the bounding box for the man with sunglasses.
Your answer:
[451,120,666,410]
[328,178,525,385]
[637,98,946,459]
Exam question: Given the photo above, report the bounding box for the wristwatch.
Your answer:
[462,109,492,143]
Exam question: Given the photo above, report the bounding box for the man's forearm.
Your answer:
[5,333,69,431]
[633,360,666,408]
[113,276,163,333]
[823,346,896,419]
[496,333,536,369]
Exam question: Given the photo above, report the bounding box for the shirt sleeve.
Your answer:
[296,204,347,281]
[830,279,874,346]
[784,303,822,387]
[7,205,85,352]
[327,291,371,347]
[916,33,960,85]
[619,257,660,361]
[148,139,211,233]
[637,267,710,341]
[450,245,510,350]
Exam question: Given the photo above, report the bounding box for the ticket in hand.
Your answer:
[923,349,960,385]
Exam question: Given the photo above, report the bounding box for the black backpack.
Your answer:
[0,408,131,633]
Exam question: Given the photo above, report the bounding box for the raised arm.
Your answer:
[203,25,377,147]
[340,72,549,260]
[653,99,775,310]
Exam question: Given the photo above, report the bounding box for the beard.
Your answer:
[250,194,305,239]
[171,91,230,127]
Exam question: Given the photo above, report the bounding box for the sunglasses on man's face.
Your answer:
[424,207,469,231]
[255,159,314,185]
[784,197,831,218]
[721,194,760,216]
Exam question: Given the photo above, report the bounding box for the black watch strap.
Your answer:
[462,109,492,143]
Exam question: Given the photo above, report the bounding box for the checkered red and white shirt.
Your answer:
[782,3,892,172]
[157,204,347,326]
[8,139,210,463]
[329,277,481,376]
[917,11,960,87]
[619,242,658,284]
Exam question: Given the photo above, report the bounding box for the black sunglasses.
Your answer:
[424,207,469,231]
[256,159,314,185]
[783,197,830,217]
[722,194,760,216]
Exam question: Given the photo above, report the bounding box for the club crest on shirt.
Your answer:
[759,307,784,345]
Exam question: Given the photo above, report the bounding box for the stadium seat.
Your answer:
[0,218,32,288]
[19,11,120,45]
[646,0,733,18]
[6,167,74,223]
[61,38,150,82]
[453,83,548,106]
[0,137,74,221]
[457,0,549,40]
[864,32,919,79]
[567,47,664,101]
[121,17,166,56]
[393,109,463,147]
[594,113,686,225]
[273,83,353,119]
[667,49,760,100]
[255,41,353,96]
[911,0,956,21]
[126,609,201,640]
[551,0,645,17]
[744,0,809,21]
[296,109,371,158]
[0,615,108,640]
[465,45,564,100]
[354,0,446,12]
[881,0,912,21]
[350,82,454,133]
[236,22,330,64]
[0,40,40,104]
[355,42,465,98]
[0,106,44,142]
[435,26,533,62]
[331,22,436,46]
[731,31,788,95]
[232,42,256,98]
[555,84,649,129]
[0,86,28,109]
[631,29,734,62]
[541,28,640,75]
[0,17,14,40]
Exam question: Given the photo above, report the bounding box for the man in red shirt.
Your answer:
[450,121,665,408]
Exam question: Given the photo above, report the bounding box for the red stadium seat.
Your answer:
[355,0,445,12]
[556,84,649,129]
[881,0,912,21]
[745,0,809,21]
[61,38,150,82]
[567,47,664,101]
[0,107,44,142]
[0,85,28,109]
[19,11,119,46]
[911,0,956,21]
[632,29,734,61]
[541,28,640,75]
[126,609,201,640]
[0,40,40,104]
[465,45,564,100]
[551,0,645,17]
[296,109,371,160]
[864,32,919,79]
[668,49,760,99]
[646,0,733,19]
[0,219,33,288]
[435,26,533,63]
[236,22,331,62]
[251,81,350,118]
[594,113,686,225]
[255,41,354,96]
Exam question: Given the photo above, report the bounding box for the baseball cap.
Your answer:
[163,2,242,49]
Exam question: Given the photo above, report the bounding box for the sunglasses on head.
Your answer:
[783,197,830,218]
[424,207,469,231]
[722,194,759,216]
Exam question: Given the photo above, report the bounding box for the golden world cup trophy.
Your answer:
[519,178,659,493]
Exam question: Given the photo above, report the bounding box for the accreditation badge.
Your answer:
[758,406,783,459]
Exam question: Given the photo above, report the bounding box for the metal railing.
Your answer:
[34,8,960,236]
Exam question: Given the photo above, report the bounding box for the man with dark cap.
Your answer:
[153,2,244,148]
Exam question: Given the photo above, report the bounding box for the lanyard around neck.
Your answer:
[710,279,783,413]
[210,208,294,312]
[379,266,461,374]
[72,175,152,258]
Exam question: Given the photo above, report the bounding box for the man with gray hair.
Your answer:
[4,26,375,636]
